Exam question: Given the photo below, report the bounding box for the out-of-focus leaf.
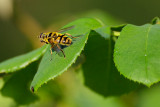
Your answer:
[0,79,15,107]
[114,24,160,86]
[1,61,39,105]
[82,30,138,97]
[31,18,102,92]
[57,69,127,107]
[138,84,160,107]
[37,80,64,102]
[0,45,48,73]
[80,10,123,26]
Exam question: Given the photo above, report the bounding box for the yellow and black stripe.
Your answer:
[45,32,72,45]
[48,32,58,38]
[57,34,72,45]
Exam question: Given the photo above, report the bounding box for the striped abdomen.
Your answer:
[56,34,72,46]
[48,32,72,46]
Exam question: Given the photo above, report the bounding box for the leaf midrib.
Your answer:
[145,25,152,83]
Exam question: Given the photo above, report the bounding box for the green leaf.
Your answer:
[1,61,39,105]
[82,30,138,97]
[31,18,102,92]
[0,45,48,73]
[114,24,160,86]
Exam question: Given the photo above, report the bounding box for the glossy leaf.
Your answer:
[0,45,48,73]
[114,24,160,86]
[31,18,103,92]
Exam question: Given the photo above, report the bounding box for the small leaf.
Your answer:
[114,24,160,86]
[0,45,48,73]
[31,18,102,92]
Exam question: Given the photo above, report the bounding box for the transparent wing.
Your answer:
[56,26,75,33]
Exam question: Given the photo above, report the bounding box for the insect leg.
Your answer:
[50,46,53,61]
[56,44,65,58]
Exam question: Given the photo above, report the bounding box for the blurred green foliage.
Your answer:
[1,61,39,105]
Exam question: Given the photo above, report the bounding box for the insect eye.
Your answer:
[39,33,43,38]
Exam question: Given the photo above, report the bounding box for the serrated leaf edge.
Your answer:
[32,33,90,92]
[0,45,48,73]
[113,24,160,87]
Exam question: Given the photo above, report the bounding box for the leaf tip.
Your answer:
[145,82,154,88]
[31,86,34,93]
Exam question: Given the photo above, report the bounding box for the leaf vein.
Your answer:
[145,25,152,83]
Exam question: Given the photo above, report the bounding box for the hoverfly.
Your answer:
[38,26,78,60]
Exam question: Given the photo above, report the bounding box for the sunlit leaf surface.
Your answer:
[114,24,160,86]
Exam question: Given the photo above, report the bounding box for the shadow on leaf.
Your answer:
[82,30,139,97]
[0,61,39,105]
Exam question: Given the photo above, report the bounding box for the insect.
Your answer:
[38,26,78,60]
